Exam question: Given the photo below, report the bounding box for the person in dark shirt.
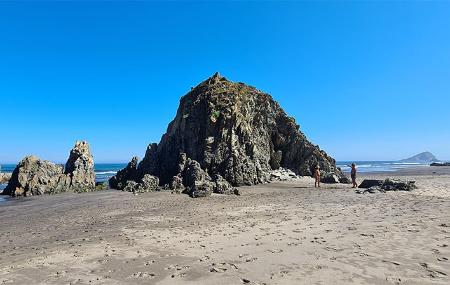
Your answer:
[348,163,357,188]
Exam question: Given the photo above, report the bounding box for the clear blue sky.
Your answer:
[1,1,449,163]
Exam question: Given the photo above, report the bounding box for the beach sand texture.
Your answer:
[0,170,449,284]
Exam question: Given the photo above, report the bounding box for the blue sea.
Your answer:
[337,161,429,173]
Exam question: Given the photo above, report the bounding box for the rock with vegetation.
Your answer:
[3,141,96,197]
[111,73,345,197]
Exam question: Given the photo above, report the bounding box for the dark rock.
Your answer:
[112,73,345,195]
[320,173,340,184]
[357,178,416,194]
[109,156,138,190]
[339,176,351,184]
[183,159,211,189]
[270,150,283,170]
[430,162,450,167]
[367,186,384,193]
[358,179,384,189]
[190,181,214,198]
[169,175,185,193]
[213,174,236,195]
[3,141,96,196]
[381,178,416,191]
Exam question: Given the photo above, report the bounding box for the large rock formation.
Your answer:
[3,141,95,197]
[110,73,345,196]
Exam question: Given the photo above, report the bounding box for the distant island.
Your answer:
[399,151,439,163]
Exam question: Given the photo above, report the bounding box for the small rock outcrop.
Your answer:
[121,174,160,193]
[358,179,384,189]
[430,162,450,167]
[356,178,416,194]
[320,173,340,184]
[110,73,345,197]
[3,141,96,197]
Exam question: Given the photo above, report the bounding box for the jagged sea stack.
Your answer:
[110,73,345,196]
[3,141,95,196]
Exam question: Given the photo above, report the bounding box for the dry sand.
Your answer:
[0,168,449,284]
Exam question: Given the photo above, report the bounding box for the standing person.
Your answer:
[314,165,321,188]
[348,163,357,188]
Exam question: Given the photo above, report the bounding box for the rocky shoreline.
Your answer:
[3,74,350,198]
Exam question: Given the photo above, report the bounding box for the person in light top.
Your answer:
[314,165,321,188]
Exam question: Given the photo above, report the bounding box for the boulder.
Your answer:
[136,174,160,192]
[3,141,96,197]
[358,179,384,189]
[356,178,416,194]
[190,181,214,198]
[112,73,345,195]
[320,173,340,184]
[381,178,416,191]
[339,176,351,184]
[123,181,138,193]
[270,168,300,181]
[213,174,236,195]
[170,175,185,193]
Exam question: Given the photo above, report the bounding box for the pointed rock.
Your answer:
[3,141,95,196]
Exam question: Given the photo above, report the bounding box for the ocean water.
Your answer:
[337,161,429,173]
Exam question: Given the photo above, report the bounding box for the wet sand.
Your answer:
[0,171,449,284]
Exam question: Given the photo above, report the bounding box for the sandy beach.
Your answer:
[0,168,449,285]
